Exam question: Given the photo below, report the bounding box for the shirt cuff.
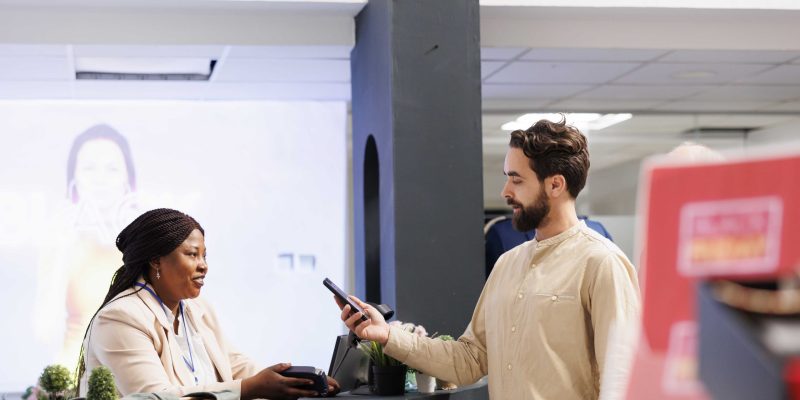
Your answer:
[383,325,414,363]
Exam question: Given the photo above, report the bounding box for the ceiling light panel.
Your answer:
[501,112,632,132]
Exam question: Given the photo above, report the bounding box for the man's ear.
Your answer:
[548,175,568,198]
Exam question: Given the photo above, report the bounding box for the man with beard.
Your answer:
[335,118,640,400]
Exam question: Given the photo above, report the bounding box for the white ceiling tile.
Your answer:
[590,115,698,135]
[689,85,800,101]
[72,45,226,58]
[0,45,67,57]
[760,101,800,112]
[547,98,665,111]
[693,114,798,127]
[207,82,350,100]
[0,57,71,80]
[481,47,527,60]
[660,50,800,64]
[486,61,640,84]
[213,58,350,82]
[0,81,72,99]
[740,65,800,84]
[522,48,666,62]
[653,100,776,112]
[575,84,709,100]
[226,45,351,59]
[481,61,506,80]
[482,83,591,99]
[482,98,552,111]
[483,113,518,130]
[73,81,210,99]
[614,63,771,84]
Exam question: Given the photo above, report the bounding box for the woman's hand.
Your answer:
[241,363,319,400]
[324,376,341,397]
[334,295,390,346]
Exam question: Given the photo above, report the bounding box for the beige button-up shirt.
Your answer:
[384,221,640,400]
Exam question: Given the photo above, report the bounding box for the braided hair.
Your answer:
[75,208,204,393]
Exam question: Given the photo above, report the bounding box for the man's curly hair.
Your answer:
[509,116,590,198]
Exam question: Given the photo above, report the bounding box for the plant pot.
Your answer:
[370,365,407,396]
[415,372,436,394]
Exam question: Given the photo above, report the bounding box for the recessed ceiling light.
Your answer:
[672,70,717,80]
[501,113,632,133]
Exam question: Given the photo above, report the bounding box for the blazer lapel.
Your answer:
[186,299,232,381]
[168,328,196,386]
[132,280,195,386]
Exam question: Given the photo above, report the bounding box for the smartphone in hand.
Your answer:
[324,278,369,322]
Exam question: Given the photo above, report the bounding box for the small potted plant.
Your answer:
[38,365,73,400]
[87,366,118,400]
[358,340,407,395]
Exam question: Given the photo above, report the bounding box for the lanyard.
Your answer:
[135,283,199,384]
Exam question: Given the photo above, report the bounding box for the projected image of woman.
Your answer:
[34,124,139,366]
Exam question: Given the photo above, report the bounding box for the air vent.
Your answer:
[75,58,216,81]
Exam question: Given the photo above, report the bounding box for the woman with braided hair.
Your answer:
[76,208,340,399]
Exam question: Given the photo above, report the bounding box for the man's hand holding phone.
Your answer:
[334,295,390,346]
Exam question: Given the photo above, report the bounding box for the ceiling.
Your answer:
[0,44,352,100]
[3,45,800,110]
[2,2,800,214]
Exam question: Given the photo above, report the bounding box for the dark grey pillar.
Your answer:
[351,0,484,336]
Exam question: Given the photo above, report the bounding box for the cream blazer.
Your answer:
[78,280,258,398]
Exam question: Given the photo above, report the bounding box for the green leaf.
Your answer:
[39,365,72,395]
[87,366,118,400]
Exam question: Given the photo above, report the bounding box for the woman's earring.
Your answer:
[156,268,161,280]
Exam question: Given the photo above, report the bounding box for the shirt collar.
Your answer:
[534,220,585,248]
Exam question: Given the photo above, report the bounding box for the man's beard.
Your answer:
[509,187,550,232]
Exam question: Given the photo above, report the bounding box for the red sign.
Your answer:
[627,150,800,400]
